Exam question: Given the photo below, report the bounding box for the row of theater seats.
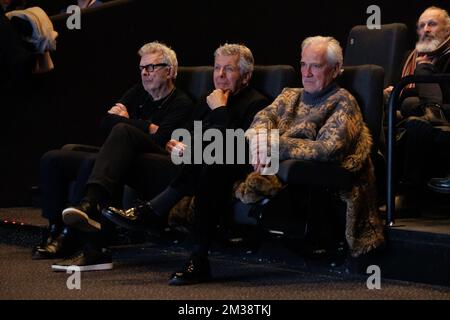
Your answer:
[344,23,408,87]
[176,63,384,158]
[176,65,299,102]
[176,63,385,190]
[63,63,385,240]
[50,1,411,235]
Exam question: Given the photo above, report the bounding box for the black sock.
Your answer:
[150,187,184,216]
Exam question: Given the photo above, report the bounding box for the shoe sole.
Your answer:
[51,262,113,272]
[62,208,101,232]
[102,209,146,231]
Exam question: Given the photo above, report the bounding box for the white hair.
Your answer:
[214,43,254,76]
[301,36,343,69]
[138,41,178,78]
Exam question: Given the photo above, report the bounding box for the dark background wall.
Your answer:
[1,0,448,206]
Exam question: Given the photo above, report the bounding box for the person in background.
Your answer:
[386,7,450,210]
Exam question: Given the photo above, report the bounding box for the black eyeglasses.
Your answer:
[139,63,169,73]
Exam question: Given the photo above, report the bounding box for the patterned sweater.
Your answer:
[245,83,385,256]
[249,84,368,170]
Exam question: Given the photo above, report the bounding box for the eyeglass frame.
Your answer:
[139,63,170,73]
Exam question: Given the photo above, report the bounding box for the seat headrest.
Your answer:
[252,65,298,101]
[338,64,385,151]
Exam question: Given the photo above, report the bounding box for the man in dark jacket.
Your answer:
[34,42,193,269]
[390,7,450,210]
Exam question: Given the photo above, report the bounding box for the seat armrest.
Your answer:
[277,159,354,189]
[61,144,100,153]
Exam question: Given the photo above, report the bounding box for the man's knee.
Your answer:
[400,96,421,117]
[106,123,142,143]
[404,117,432,131]
[404,117,435,141]
[110,122,136,135]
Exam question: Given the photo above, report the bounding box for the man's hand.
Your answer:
[108,103,129,118]
[250,133,270,173]
[383,86,393,97]
[149,123,159,134]
[416,54,433,65]
[206,89,230,110]
[166,139,187,156]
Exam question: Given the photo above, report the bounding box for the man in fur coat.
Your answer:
[241,36,385,257]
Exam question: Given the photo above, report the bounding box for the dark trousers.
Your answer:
[40,149,97,225]
[40,123,180,225]
[415,63,444,105]
[87,123,168,198]
[171,163,253,255]
[400,63,446,118]
[402,118,450,189]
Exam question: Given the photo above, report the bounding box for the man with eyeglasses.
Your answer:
[34,42,193,272]
[103,43,269,284]
[386,6,450,213]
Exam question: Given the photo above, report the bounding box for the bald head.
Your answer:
[416,6,450,52]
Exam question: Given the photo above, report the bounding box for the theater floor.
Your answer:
[1,208,450,300]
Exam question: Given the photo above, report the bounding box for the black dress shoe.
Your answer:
[62,199,102,232]
[427,175,450,194]
[102,201,163,231]
[32,226,77,259]
[168,255,211,286]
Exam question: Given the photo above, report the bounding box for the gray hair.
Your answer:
[301,36,343,70]
[214,43,254,76]
[138,41,178,78]
[420,6,450,31]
